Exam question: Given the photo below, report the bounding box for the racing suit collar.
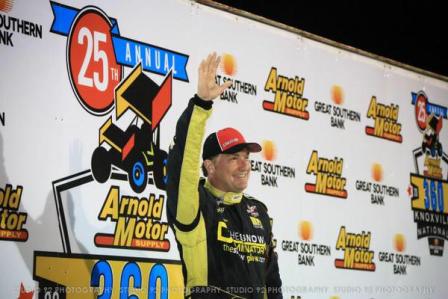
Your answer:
[204,180,243,205]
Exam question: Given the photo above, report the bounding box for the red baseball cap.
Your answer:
[202,127,262,160]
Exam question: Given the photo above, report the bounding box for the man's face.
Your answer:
[208,149,251,193]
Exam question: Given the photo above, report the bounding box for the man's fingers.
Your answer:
[218,80,232,94]
[204,52,214,76]
[208,52,218,75]
[210,52,217,63]
[211,55,221,77]
[198,59,206,75]
[202,55,209,77]
[223,80,232,89]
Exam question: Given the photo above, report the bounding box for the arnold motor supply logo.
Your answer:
[262,67,310,120]
[355,163,399,206]
[281,220,331,267]
[31,2,188,297]
[365,96,403,143]
[250,140,295,187]
[215,53,257,103]
[94,186,170,251]
[305,150,348,199]
[0,0,43,47]
[334,226,376,271]
[313,85,361,129]
[378,233,421,275]
[408,90,448,256]
[0,184,29,242]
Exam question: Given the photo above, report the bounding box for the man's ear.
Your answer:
[203,159,215,175]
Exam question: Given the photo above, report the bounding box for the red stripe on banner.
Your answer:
[95,233,170,251]
[0,229,28,241]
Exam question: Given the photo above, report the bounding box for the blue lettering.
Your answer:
[120,262,142,299]
[148,264,168,299]
[91,260,113,299]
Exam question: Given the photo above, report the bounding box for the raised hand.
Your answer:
[197,52,232,101]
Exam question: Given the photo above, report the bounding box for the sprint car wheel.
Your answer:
[128,155,148,193]
[91,146,111,183]
[154,149,168,191]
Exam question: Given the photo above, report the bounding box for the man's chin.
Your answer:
[233,183,248,193]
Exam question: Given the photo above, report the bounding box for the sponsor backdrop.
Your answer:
[1,0,448,298]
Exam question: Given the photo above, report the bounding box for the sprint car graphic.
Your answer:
[91,64,172,193]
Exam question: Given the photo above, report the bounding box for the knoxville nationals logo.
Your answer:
[409,91,448,256]
[32,2,188,298]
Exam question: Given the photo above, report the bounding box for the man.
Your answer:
[167,52,282,299]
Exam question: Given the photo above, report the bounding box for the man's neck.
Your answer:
[204,180,243,204]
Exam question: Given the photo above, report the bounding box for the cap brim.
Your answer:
[223,142,262,154]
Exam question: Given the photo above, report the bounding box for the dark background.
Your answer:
[212,0,447,78]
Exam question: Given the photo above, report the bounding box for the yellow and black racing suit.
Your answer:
[167,95,282,299]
